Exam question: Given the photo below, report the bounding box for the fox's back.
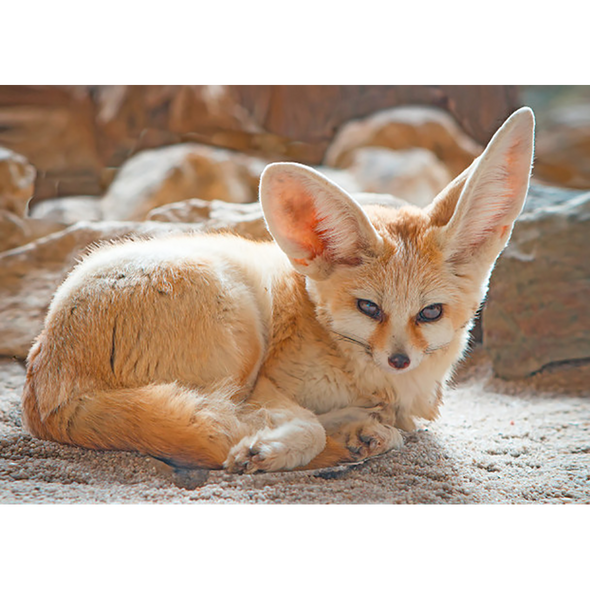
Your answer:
[34,234,291,403]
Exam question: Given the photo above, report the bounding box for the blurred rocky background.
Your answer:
[1,85,589,380]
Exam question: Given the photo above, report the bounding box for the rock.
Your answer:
[1,86,518,202]
[353,192,410,209]
[147,199,272,241]
[0,211,30,252]
[0,210,66,253]
[30,195,103,224]
[0,87,103,201]
[101,144,268,221]
[344,147,452,207]
[0,148,67,252]
[534,105,590,189]
[143,457,210,489]
[0,147,36,216]
[483,186,590,379]
[313,167,362,194]
[324,106,481,176]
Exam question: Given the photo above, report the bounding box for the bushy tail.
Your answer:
[22,374,250,469]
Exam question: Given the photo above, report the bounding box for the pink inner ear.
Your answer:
[271,176,329,260]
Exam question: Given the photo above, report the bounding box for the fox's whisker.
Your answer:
[331,331,372,355]
[424,343,451,355]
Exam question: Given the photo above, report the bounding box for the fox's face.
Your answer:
[260,107,535,376]
[307,206,480,374]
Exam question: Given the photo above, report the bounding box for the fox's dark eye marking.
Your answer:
[417,303,443,323]
[357,299,383,321]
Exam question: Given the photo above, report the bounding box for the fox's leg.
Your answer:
[297,405,403,469]
[224,377,328,473]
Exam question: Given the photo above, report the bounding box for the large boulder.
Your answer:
[483,184,590,379]
[147,199,271,241]
[0,148,66,252]
[1,86,519,201]
[534,105,590,189]
[343,147,452,207]
[324,106,481,176]
[0,211,65,253]
[101,144,268,221]
[0,146,36,216]
[30,195,103,224]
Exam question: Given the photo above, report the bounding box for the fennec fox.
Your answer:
[22,108,535,473]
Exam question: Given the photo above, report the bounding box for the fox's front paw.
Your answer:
[224,426,325,474]
[224,438,289,474]
[339,419,403,462]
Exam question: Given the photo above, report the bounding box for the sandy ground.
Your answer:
[0,346,588,504]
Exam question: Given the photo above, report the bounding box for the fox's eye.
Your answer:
[357,299,383,321]
[417,303,443,322]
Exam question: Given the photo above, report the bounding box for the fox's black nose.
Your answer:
[388,353,410,370]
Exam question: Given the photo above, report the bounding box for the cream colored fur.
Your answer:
[21,108,535,472]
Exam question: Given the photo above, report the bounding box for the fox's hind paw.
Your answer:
[340,419,403,461]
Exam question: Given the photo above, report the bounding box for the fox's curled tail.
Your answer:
[22,339,252,469]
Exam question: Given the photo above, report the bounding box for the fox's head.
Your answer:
[260,107,535,377]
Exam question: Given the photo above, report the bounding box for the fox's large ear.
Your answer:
[428,107,535,268]
[260,163,382,280]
